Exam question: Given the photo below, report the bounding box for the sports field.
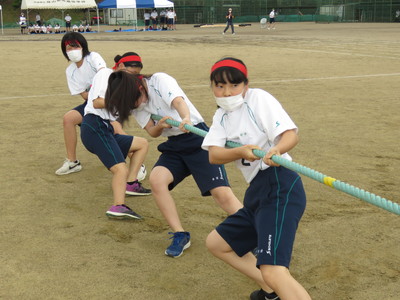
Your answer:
[1,22,399,299]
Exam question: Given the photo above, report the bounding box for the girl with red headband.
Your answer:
[105,70,243,258]
[202,58,311,300]
[56,32,106,176]
[80,52,151,220]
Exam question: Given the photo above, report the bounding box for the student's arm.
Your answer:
[144,116,172,138]
[171,96,191,132]
[263,129,299,167]
[79,91,89,100]
[92,97,105,108]
[209,144,260,165]
[111,121,127,135]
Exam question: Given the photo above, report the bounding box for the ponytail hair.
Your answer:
[105,71,147,124]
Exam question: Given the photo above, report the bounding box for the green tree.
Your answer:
[13,0,22,10]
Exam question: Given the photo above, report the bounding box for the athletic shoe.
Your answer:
[250,289,280,300]
[137,164,147,181]
[106,204,142,220]
[165,231,191,258]
[55,159,82,175]
[222,32,225,35]
[125,181,151,196]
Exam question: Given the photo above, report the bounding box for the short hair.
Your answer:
[61,32,90,61]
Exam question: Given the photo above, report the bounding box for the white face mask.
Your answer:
[67,49,83,63]
[214,93,245,111]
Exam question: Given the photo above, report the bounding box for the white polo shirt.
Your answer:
[202,88,297,183]
[65,51,106,95]
[84,68,117,121]
[132,73,204,137]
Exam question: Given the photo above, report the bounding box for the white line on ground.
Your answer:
[1,72,400,100]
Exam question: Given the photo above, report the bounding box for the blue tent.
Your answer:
[98,0,173,9]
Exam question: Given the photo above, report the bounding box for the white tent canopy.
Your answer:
[21,0,100,32]
[21,0,97,10]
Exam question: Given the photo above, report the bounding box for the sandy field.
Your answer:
[0,22,399,299]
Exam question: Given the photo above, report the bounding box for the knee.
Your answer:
[260,265,288,288]
[110,163,128,177]
[205,230,219,254]
[63,111,81,126]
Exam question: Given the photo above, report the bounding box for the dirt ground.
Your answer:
[0,22,399,300]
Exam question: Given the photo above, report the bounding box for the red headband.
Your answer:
[64,40,81,47]
[113,55,142,70]
[211,59,247,77]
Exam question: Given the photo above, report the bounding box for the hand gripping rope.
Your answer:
[151,114,400,216]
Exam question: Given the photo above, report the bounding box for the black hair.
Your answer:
[105,71,148,124]
[61,32,90,61]
[210,57,248,85]
[113,52,143,69]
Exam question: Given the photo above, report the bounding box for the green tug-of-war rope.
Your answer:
[151,114,400,216]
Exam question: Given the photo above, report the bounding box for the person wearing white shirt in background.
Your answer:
[151,9,158,30]
[34,23,40,33]
[167,8,174,30]
[47,24,53,34]
[54,23,61,33]
[268,8,276,30]
[19,13,27,34]
[41,24,47,34]
[144,10,151,30]
[65,13,72,32]
[35,13,41,26]
[160,9,166,29]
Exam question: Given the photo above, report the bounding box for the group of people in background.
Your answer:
[19,12,93,34]
[144,8,176,30]
[57,30,311,299]
[27,22,61,34]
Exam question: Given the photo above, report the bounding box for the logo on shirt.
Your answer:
[275,121,280,127]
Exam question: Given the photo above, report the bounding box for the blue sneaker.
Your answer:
[165,231,191,258]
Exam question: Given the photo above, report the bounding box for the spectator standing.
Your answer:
[167,8,174,30]
[151,9,158,30]
[65,13,72,32]
[268,9,276,30]
[144,10,151,30]
[19,13,27,34]
[160,9,166,29]
[36,13,41,26]
[222,8,235,35]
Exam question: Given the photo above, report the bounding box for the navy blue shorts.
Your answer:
[154,123,230,196]
[80,114,133,169]
[72,101,87,118]
[216,166,306,268]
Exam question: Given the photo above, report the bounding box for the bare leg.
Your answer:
[126,136,149,182]
[206,230,274,293]
[210,186,243,215]
[149,166,184,232]
[109,163,129,205]
[62,110,82,162]
[260,265,311,300]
